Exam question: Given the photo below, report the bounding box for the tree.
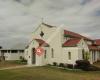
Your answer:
[84,51,90,60]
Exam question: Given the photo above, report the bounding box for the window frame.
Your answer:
[51,48,54,58]
[68,52,71,60]
[44,50,47,59]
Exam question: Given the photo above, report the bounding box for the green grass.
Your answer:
[94,61,100,68]
[0,66,100,80]
[0,61,26,68]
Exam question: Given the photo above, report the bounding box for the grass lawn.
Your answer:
[94,62,100,68]
[0,66,100,80]
[0,61,26,68]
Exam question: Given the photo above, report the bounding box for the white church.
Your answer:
[25,22,100,66]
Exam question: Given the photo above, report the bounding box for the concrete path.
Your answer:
[0,65,35,70]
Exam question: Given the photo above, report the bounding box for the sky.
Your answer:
[0,0,100,48]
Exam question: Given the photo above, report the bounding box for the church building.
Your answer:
[25,22,100,66]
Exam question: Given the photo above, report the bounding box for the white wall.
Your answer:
[77,39,89,60]
[0,50,24,61]
[26,23,100,66]
[26,23,64,66]
[24,49,28,60]
[77,39,89,52]
[4,52,24,60]
[62,47,79,64]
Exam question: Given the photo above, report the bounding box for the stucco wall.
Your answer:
[26,23,99,66]
[4,52,24,60]
[62,47,79,64]
[26,23,64,66]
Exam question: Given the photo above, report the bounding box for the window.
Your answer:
[68,52,71,60]
[11,50,18,53]
[19,50,24,53]
[40,31,44,37]
[8,50,10,53]
[82,49,85,59]
[1,50,7,53]
[51,48,54,58]
[44,50,47,59]
[82,42,84,45]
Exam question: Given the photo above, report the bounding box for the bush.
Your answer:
[67,64,74,69]
[59,63,65,67]
[89,65,100,71]
[53,62,58,66]
[46,64,52,66]
[76,60,100,71]
[97,59,100,62]
[64,63,68,68]
[20,56,23,60]
[20,56,27,63]
[76,60,90,71]
[14,60,27,65]
[74,64,79,69]
[21,59,27,63]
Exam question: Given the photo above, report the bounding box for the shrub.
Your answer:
[53,62,58,66]
[97,59,100,62]
[14,60,27,65]
[59,63,65,67]
[20,56,27,63]
[76,60,90,71]
[67,64,74,69]
[74,64,79,69]
[46,64,52,66]
[89,65,100,71]
[76,60,100,71]
[20,56,23,60]
[22,59,27,62]
[64,63,68,68]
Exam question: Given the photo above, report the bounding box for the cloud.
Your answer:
[0,0,100,48]
[80,0,92,5]
[14,0,34,6]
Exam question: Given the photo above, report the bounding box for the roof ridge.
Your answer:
[42,22,56,28]
[64,29,92,41]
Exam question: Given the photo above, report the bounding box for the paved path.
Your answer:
[0,65,35,70]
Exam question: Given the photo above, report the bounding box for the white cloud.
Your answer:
[0,0,100,48]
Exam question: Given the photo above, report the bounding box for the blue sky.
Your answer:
[0,0,100,48]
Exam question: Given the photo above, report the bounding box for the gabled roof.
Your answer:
[42,22,56,28]
[64,30,92,41]
[34,39,49,47]
[95,39,100,46]
[63,38,81,47]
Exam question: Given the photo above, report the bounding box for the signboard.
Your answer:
[35,47,44,56]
